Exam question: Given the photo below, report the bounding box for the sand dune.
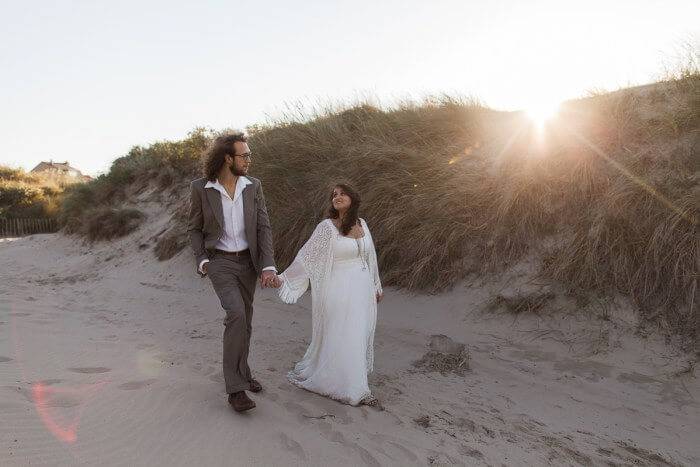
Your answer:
[1,226,698,466]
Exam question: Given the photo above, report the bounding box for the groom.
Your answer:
[187,131,280,412]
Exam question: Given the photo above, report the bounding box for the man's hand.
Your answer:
[260,270,279,288]
[376,291,384,303]
[201,263,208,275]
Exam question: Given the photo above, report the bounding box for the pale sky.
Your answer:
[1,0,697,175]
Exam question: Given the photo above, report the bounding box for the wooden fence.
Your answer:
[0,218,59,237]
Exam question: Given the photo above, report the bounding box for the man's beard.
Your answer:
[229,164,246,176]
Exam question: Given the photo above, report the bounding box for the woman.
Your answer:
[276,183,383,406]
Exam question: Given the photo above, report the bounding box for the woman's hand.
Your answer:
[376,291,383,303]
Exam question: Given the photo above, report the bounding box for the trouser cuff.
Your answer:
[227,382,251,394]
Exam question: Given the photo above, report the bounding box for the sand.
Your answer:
[1,223,698,466]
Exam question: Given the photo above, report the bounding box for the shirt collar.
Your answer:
[205,176,252,199]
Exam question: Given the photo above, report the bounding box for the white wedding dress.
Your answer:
[278,218,382,405]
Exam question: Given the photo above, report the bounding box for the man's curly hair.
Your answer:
[203,132,248,181]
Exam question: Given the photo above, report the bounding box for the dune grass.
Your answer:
[82,207,145,241]
[59,75,699,339]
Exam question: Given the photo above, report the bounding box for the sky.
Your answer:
[1,0,698,176]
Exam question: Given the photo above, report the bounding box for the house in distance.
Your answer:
[31,160,92,182]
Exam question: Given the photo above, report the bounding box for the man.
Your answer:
[187,131,280,412]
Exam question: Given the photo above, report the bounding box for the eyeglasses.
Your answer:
[231,152,252,161]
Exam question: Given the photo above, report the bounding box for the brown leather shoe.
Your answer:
[249,379,263,393]
[228,391,256,412]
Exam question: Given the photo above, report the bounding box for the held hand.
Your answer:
[376,291,384,303]
[201,263,208,275]
[260,270,277,288]
[271,275,283,288]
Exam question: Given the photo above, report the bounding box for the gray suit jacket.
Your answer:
[187,176,276,277]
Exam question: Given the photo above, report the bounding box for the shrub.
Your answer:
[82,207,145,241]
[154,230,188,260]
[0,172,65,220]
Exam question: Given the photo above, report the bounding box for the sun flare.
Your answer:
[525,100,561,129]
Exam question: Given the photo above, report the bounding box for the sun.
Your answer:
[525,99,561,129]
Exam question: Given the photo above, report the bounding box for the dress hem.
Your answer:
[287,371,371,407]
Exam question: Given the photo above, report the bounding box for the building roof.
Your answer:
[30,160,84,177]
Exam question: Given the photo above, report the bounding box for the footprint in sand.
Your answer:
[41,395,82,408]
[312,397,353,425]
[30,319,54,326]
[311,425,380,466]
[278,433,308,461]
[139,282,175,291]
[117,379,157,390]
[282,400,311,423]
[351,445,381,467]
[3,385,35,403]
[208,372,224,383]
[458,445,485,460]
[371,435,419,463]
[0,356,13,363]
[35,379,63,386]
[67,367,111,374]
[321,430,345,443]
[427,450,460,465]
[386,441,419,462]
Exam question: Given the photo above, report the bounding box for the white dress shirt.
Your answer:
[198,176,276,274]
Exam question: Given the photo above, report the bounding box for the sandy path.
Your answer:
[1,233,698,466]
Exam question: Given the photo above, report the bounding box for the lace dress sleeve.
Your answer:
[361,219,382,295]
[278,220,333,304]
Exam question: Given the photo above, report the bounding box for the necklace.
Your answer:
[355,236,368,271]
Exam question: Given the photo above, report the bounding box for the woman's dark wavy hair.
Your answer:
[203,132,247,181]
[327,183,361,236]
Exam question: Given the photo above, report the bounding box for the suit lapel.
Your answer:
[205,186,224,228]
[242,182,255,240]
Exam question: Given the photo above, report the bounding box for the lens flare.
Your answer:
[525,100,560,129]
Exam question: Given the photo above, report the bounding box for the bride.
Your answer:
[275,183,383,406]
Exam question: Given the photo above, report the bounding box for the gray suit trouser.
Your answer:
[206,251,257,394]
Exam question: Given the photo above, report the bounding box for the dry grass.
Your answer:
[413,350,471,376]
[248,81,697,338]
[154,230,188,261]
[488,292,556,315]
[413,334,470,376]
[58,75,699,339]
[80,207,145,241]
